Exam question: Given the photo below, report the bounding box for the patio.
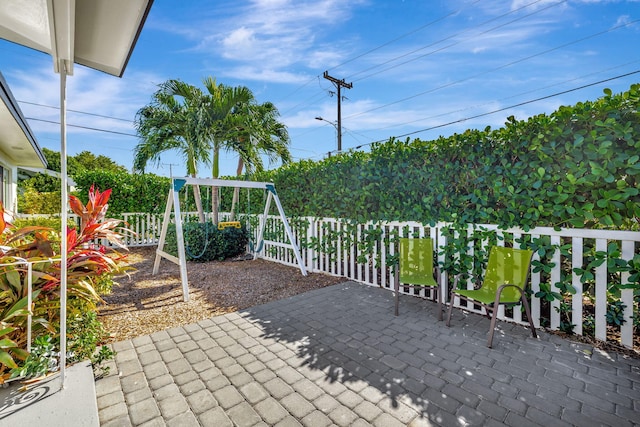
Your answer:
[96,281,640,427]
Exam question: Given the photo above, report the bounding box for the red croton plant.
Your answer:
[0,186,130,381]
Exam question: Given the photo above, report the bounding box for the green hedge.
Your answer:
[74,170,170,215]
[256,84,640,230]
[163,222,249,262]
[71,85,639,231]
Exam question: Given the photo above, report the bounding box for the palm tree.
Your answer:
[222,100,292,219]
[203,79,252,222]
[134,78,250,222]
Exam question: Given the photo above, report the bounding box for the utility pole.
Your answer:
[162,163,180,178]
[323,71,352,153]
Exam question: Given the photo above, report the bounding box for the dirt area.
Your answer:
[98,246,344,343]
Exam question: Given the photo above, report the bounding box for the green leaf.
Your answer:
[0,351,18,369]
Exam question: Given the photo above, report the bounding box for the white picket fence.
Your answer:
[19,212,640,348]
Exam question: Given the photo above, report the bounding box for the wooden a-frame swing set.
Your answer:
[153,177,308,301]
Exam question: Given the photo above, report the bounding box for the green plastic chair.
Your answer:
[395,238,442,320]
[445,246,537,348]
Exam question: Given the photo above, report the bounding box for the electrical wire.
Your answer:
[280,0,566,119]
[18,100,133,122]
[348,0,563,82]
[348,69,640,151]
[25,117,138,137]
[277,0,483,108]
[368,58,640,132]
[346,18,640,120]
[330,0,483,72]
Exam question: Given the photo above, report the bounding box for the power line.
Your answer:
[280,0,565,119]
[278,0,483,109]
[348,0,563,82]
[352,69,640,149]
[18,100,134,123]
[330,0,483,72]
[369,58,640,132]
[346,17,639,120]
[25,117,138,137]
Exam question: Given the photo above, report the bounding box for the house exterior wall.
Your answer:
[0,150,18,219]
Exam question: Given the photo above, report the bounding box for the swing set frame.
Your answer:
[153,177,308,301]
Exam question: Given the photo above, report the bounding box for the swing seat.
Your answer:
[218,221,241,230]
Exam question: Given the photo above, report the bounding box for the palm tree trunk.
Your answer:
[192,176,205,223]
[229,158,245,220]
[211,186,219,224]
[211,145,220,224]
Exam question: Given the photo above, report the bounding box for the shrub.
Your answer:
[74,170,170,215]
[255,84,640,231]
[164,222,249,262]
[18,188,62,214]
[0,186,130,382]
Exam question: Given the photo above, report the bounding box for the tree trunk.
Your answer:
[212,186,219,224]
[192,176,205,223]
[211,145,220,224]
[229,157,245,221]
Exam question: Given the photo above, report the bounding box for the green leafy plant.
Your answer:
[251,84,639,232]
[92,345,116,378]
[10,335,58,380]
[0,186,130,382]
[68,311,115,377]
[605,300,627,327]
[164,222,248,262]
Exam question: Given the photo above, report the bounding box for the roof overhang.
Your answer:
[0,72,47,168]
[0,0,154,77]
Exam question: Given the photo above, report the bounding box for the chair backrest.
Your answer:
[399,238,437,286]
[483,246,533,303]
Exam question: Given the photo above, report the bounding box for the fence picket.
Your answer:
[18,212,640,347]
[572,238,584,336]
[595,238,608,341]
[550,235,561,330]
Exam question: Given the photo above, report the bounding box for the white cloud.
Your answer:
[163,0,368,81]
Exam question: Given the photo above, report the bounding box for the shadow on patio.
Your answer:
[97,281,640,426]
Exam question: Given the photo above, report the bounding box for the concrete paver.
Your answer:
[96,281,640,426]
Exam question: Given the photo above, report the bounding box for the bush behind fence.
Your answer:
[22,211,637,350]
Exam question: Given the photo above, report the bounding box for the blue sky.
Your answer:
[0,0,638,178]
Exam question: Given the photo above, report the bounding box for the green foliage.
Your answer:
[21,173,60,193]
[164,222,249,262]
[73,170,170,215]
[68,311,114,377]
[18,149,128,214]
[0,187,129,382]
[73,151,128,174]
[18,188,62,214]
[10,335,58,379]
[438,224,497,286]
[40,148,127,175]
[258,84,639,231]
[605,300,627,327]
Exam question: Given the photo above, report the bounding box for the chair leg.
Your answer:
[487,306,499,348]
[521,294,538,339]
[394,269,399,316]
[435,288,443,321]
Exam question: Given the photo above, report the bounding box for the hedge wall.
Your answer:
[74,170,171,215]
[257,84,640,230]
[73,85,639,231]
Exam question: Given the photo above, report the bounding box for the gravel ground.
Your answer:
[98,246,344,342]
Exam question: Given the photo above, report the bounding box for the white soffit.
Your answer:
[0,0,153,77]
[0,73,46,168]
